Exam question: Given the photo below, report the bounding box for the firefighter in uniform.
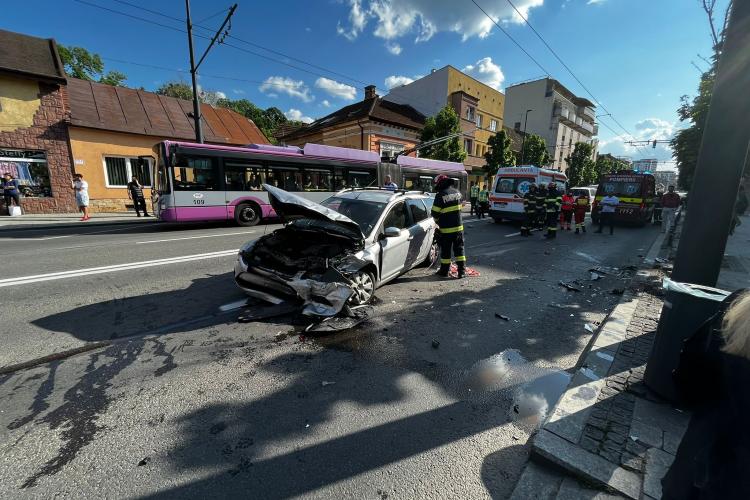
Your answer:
[521,184,537,236]
[431,174,466,278]
[560,190,575,231]
[535,184,548,230]
[544,182,562,239]
[574,192,590,234]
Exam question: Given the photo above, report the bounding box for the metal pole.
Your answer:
[671,0,750,286]
[520,109,532,164]
[185,0,203,143]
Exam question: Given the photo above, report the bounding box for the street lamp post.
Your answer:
[520,109,532,165]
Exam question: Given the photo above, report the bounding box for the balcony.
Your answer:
[580,121,594,134]
[582,106,596,120]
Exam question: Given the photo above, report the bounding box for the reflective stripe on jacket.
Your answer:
[478,190,489,202]
[432,186,463,233]
[470,185,480,198]
[545,191,562,212]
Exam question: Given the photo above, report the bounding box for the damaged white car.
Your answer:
[234,184,438,317]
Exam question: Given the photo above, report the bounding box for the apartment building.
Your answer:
[504,77,598,172]
[384,66,505,183]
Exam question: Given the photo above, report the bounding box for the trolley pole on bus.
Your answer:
[185,1,237,144]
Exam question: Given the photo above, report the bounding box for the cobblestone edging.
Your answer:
[522,274,691,500]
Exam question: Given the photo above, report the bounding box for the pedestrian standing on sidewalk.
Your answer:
[431,174,466,278]
[127,176,150,217]
[560,190,575,231]
[2,173,21,215]
[662,290,750,500]
[477,182,490,219]
[660,185,681,233]
[469,182,479,217]
[544,183,561,239]
[72,173,90,221]
[573,191,590,234]
[595,193,619,235]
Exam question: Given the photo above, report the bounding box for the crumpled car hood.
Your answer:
[264,184,365,241]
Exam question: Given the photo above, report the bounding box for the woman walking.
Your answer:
[72,173,90,221]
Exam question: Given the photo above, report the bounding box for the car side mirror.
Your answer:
[383,227,401,238]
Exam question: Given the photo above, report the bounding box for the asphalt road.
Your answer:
[0,217,660,499]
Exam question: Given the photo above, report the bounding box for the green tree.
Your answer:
[419,106,467,163]
[671,71,714,190]
[593,155,621,183]
[566,142,596,186]
[483,129,515,177]
[522,134,551,167]
[156,81,195,100]
[58,44,127,86]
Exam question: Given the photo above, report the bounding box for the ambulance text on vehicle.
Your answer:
[489,166,568,222]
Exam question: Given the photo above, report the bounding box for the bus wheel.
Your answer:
[235,203,261,227]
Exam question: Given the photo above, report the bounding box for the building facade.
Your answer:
[280,86,424,159]
[504,78,598,172]
[384,66,506,183]
[0,29,77,213]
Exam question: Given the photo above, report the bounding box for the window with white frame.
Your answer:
[489,119,497,132]
[475,114,483,128]
[466,106,475,121]
[104,156,152,187]
[463,138,473,155]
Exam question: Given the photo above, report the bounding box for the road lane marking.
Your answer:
[3,225,141,241]
[0,249,239,288]
[135,230,255,244]
[219,299,250,311]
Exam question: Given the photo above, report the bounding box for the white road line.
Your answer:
[4,225,139,241]
[219,299,250,312]
[136,231,255,244]
[505,231,521,238]
[0,249,239,288]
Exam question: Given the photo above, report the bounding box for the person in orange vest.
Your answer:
[574,192,590,234]
[560,190,575,231]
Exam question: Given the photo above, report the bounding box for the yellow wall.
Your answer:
[446,66,505,149]
[0,76,40,132]
[68,127,159,210]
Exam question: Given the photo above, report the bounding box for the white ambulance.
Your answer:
[488,166,568,223]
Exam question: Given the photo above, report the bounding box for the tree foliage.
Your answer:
[566,142,596,186]
[483,129,515,177]
[522,134,551,167]
[593,155,629,183]
[419,106,467,163]
[58,45,127,86]
[155,81,195,100]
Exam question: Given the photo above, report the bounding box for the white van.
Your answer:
[488,166,568,223]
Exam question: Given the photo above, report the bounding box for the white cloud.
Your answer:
[384,75,415,89]
[314,77,357,100]
[321,99,331,108]
[462,57,505,90]
[385,42,402,55]
[598,117,677,163]
[259,76,313,102]
[587,0,606,4]
[232,89,246,95]
[285,108,314,124]
[215,91,227,99]
[336,0,368,40]
[336,0,544,43]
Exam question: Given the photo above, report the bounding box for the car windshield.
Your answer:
[572,189,590,197]
[599,181,642,197]
[320,197,387,236]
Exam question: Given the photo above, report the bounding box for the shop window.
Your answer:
[0,148,53,197]
[104,156,152,187]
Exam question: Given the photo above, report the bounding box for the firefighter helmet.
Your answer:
[434,174,449,185]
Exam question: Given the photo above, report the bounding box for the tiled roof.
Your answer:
[281,97,425,141]
[0,29,65,83]
[67,78,269,145]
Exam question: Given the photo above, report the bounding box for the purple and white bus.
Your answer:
[151,140,467,226]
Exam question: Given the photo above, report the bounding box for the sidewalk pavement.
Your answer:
[0,212,155,230]
[510,213,749,499]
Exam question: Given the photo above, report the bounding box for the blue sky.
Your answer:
[3,0,729,167]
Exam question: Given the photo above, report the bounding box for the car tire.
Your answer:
[348,270,376,306]
[419,239,439,268]
[234,202,261,227]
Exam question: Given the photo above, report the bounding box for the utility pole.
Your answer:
[671,0,750,286]
[520,109,532,165]
[185,1,237,143]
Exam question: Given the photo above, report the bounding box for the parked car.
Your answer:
[234,185,438,316]
[570,186,596,209]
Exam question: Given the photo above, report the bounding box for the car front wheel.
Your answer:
[348,270,375,305]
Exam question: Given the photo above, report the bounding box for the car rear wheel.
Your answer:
[348,270,375,305]
[235,202,261,227]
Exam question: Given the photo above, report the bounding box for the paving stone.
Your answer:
[620,451,644,473]
[662,431,681,455]
[555,477,627,500]
[610,423,630,436]
[643,448,675,499]
[630,419,663,449]
[606,432,627,445]
[591,408,609,420]
[599,448,622,465]
[533,430,641,500]
[545,374,604,443]
[625,439,648,456]
[609,412,632,426]
[509,461,564,500]
[588,416,608,430]
[580,435,601,454]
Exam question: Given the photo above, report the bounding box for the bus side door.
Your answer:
[171,154,227,221]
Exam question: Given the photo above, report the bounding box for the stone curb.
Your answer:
[0,341,111,375]
[0,218,154,232]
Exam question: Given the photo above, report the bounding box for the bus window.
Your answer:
[173,155,218,191]
[155,156,170,194]
[302,168,333,191]
[348,169,376,188]
[224,161,265,191]
[269,164,302,192]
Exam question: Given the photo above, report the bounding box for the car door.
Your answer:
[379,201,412,282]
[404,198,434,269]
